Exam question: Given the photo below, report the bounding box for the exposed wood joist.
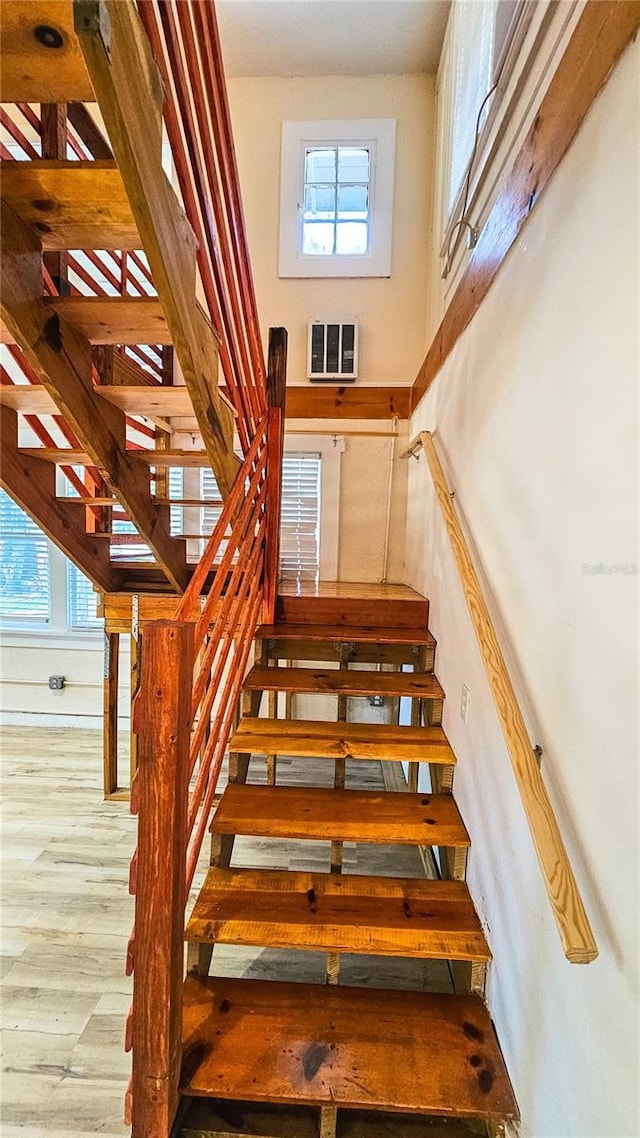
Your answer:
[0,1,95,103]
[0,199,189,591]
[47,297,171,344]
[19,448,212,468]
[0,159,139,251]
[0,403,115,591]
[412,0,640,410]
[75,0,240,495]
[285,385,411,420]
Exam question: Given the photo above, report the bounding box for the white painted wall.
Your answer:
[405,40,639,1138]
[227,74,434,387]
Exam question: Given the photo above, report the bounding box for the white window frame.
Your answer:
[279,119,396,279]
[283,436,342,580]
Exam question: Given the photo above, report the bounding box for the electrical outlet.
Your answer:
[460,684,470,723]
[48,675,65,690]
[368,695,385,708]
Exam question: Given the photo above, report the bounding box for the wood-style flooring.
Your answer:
[0,727,452,1136]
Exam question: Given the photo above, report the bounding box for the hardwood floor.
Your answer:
[0,727,452,1136]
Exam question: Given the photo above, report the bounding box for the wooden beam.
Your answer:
[286,385,411,420]
[102,631,120,797]
[0,403,115,591]
[264,328,287,624]
[131,621,194,1138]
[47,297,171,343]
[40,103,70,296]
[0,1,95,103]
[0,159,139,252]
[67,100,113,158]
[75,0,240,496]
[19,447,212,468]
[412,1,640,410]
[420,431,597,964]
[0,199,189,591]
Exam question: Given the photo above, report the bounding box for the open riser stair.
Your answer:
[176,584,518,1137]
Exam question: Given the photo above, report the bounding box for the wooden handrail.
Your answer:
[418,431,597,964]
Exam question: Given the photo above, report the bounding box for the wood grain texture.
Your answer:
[102,631,120,797]
[257,622,434,647]
[0,1,95,102]
[230,717,454,765]
[47,297,171,343]
[264,328,287,624]
[243,666,444,700]
[421,432,597,963]
[181,976,517,1119]
[285,385,411,420]
[76,0,240,495]
[0,200,188,591]
[0,403,115,590]
[131,622,194,1138]
[212,784,470,848]
[185,868,489,962]
[0,159,139,251]
[276,593,428,630]
[411,2,640,410]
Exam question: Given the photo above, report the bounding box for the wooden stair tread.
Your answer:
[182,976,518,1120]
[229,718,454,765]
[186,867,490,961]
[212,785,470,847]
[0,159,139,250]
[256,623,435,647]
[0,1,95,103]
[244,664,444,700]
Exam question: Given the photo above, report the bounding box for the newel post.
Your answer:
[131,621,194,1138]
[264,327,287,625]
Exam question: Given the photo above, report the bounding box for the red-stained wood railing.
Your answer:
[128,425,269,1136]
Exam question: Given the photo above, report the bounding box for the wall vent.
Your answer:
[307,318,358,381]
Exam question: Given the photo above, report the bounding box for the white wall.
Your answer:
[227,74,434,387]
[226,74,434,582]
[405,40,639,1138]
[0,634,131,728]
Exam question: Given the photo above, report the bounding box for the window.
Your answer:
[302,146,370,256]
[0,488,103,635]
[279,454,321,581]
[67,564,101,630]
[279,119,396,278]
[0,491,50,624]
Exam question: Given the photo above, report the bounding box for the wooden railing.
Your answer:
[129,424,268,1135]
[118,3,284,1132]
[413,430,597,964]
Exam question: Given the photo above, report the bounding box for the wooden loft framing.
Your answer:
[74,0,240,494]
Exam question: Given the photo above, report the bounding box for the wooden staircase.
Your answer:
[176,584,518,1137]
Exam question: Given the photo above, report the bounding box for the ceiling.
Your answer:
[216,0,451,77]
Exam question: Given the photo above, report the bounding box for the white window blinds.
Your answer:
[67,564,102,630]
[279,454,321,581]
[0,490,50,623]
